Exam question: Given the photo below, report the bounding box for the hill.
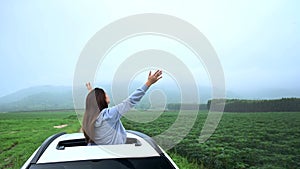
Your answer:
[0,84,215,112]
[0,86,73,112]
[0,84,297,112]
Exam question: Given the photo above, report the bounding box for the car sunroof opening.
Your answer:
[56,137,142,150]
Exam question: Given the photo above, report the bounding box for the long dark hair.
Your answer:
[82,88,108,143]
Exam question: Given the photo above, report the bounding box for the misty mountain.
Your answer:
[0,83,297,112]
[0,83,215,112]
[0,86,73,112]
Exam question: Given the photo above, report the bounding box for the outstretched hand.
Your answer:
[86,82,93,92]
[146,70,163,87]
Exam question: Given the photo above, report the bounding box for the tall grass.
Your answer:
[0,111,80,169]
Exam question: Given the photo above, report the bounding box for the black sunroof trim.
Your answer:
[29,132,66,166]
[126,130,163,155]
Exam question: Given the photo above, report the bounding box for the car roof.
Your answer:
[37,132,161,164]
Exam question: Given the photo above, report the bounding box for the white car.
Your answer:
[21,130,179,169]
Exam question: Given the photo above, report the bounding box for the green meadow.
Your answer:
[0,111,299,169]
[0,111,198,169]
[0,111,79,168]
[123,111,300,169]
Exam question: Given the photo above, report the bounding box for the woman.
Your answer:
[82,70,162,145]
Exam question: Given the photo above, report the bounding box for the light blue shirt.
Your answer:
[93,84,148,145]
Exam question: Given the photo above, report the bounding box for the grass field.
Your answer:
[0,111,199,169]
[0,111,299,169]
[122,111,300,169]
[0,111,79,169]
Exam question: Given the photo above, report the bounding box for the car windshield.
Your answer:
[29,156,175,169]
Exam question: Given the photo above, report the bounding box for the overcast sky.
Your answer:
[0,0,299,98]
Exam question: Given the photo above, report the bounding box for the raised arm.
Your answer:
[86,82,93,92]
[145,70,163,87]
[109,70,163,118]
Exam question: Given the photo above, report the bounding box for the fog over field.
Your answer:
[0,0,299,108]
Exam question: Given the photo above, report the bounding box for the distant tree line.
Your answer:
[166,103,207,111]
[207,98,300,112]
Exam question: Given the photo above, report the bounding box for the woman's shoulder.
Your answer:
[98,107,118,120]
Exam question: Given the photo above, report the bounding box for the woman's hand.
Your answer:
[86,82,93,92]
[145,70,163,87]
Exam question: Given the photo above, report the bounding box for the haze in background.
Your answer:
[0,0,299,99]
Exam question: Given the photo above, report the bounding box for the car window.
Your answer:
[29,156,175,169]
